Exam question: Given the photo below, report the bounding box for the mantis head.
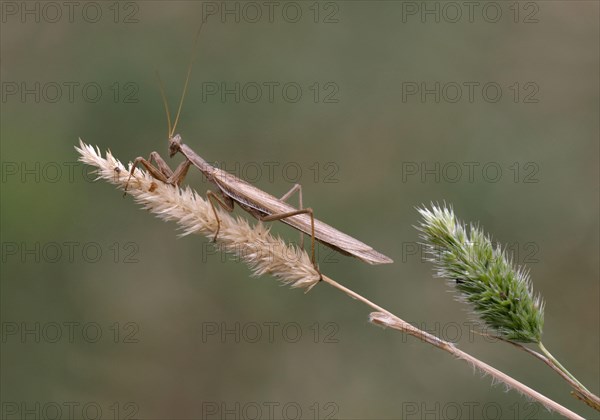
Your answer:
[168,134,182,157]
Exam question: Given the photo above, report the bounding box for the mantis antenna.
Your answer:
[156,71,172,139]
[170,20,205,139]
[155,19,205,140]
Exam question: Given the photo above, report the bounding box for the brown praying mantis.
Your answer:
[125,25,393,271]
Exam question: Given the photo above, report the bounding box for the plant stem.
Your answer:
[77,144,588,420]
[538,342,600,411]
[501,339,600,412]
[538,342,590,394]
[320,275,585,420]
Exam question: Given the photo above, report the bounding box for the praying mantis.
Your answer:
[125,24,393,271]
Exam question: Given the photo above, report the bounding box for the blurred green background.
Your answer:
[1,1,598,419]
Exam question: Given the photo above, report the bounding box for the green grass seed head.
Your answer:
[417,204,544,343]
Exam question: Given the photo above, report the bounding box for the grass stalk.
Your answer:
[77,141,586,420]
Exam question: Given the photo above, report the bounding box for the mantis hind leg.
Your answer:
[279,184,305,248]
[257,207,319,275]
[206,190,235,242]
